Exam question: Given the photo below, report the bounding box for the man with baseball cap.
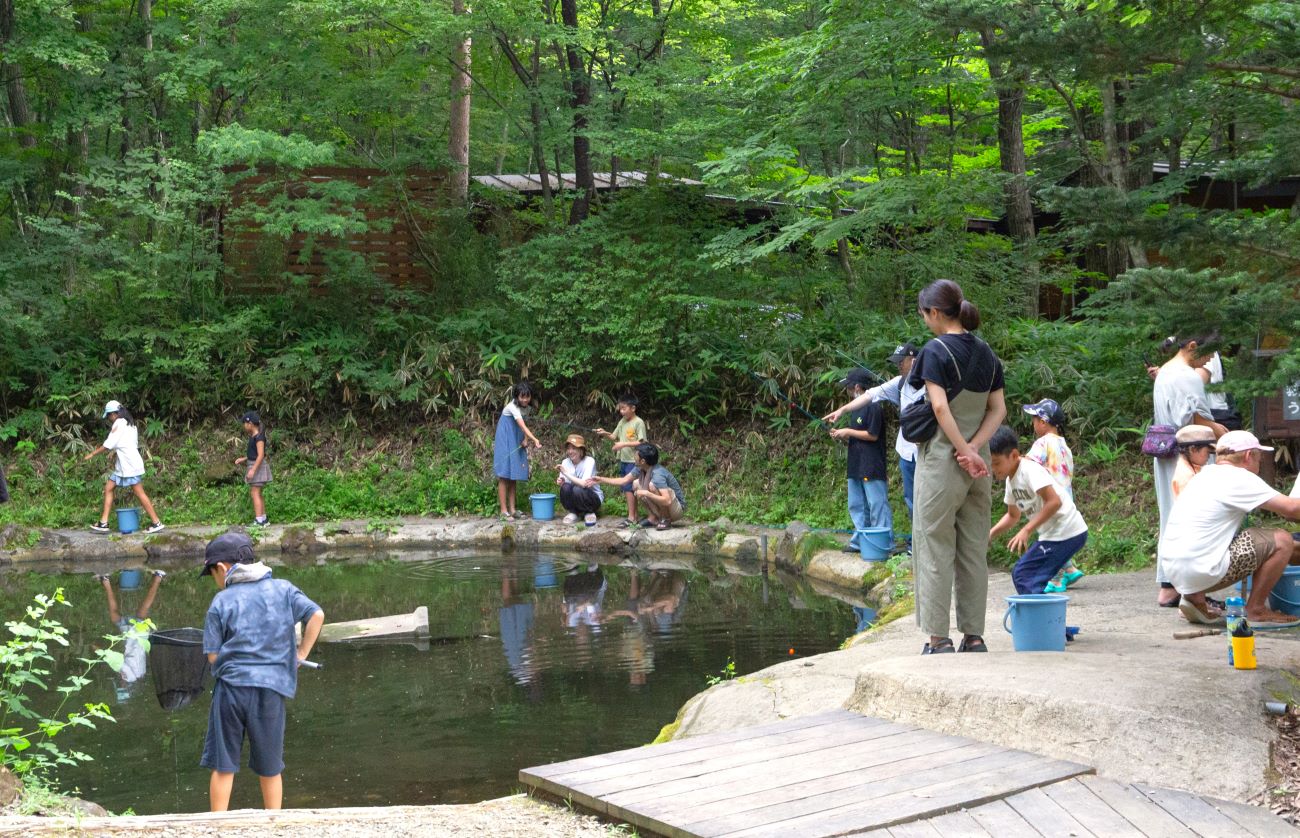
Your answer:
[199,532,324,811]
[824,342,922,548]
[1159,431,1300,627]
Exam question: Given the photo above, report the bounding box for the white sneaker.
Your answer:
[144,522,165,534]
[90,522,110,533]
[562,513,578,524]
[584,514,597,527]
[152,570,167,579]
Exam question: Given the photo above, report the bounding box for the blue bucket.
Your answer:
[1269,566,1300,617]
[118,568,143,590]
[856,527,893,561]
[1003,593,1070,652]
[529,493,557,521]
[117,507,141,535]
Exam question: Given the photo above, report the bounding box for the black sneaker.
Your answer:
[144,522,165,534]
[90,522,110,533]
[252,517,269,527]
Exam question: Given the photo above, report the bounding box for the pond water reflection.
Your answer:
[7,551,861,814]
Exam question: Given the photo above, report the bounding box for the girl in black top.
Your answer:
[235,411,271,526]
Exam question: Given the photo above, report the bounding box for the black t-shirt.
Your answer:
[246,431,268,462]
[847,401,886,481]
[907,333,1004,396]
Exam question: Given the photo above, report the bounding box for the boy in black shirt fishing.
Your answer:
[831,369,892,553]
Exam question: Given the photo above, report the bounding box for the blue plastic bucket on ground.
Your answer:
[856,527,893,561]
[529,493,557,521]
[117,507,141,535]
[1003,593,1070,652]
[118,568,143,590]
[1269,566,1300,617]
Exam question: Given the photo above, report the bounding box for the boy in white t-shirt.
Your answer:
[988,426,1089,595]
[1160,431,1300,627]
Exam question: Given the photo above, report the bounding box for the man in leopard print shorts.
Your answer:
[1159,431,1300,628]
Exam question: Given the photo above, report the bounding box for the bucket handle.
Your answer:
[1002,604,1015,635]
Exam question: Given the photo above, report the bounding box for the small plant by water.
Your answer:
[705,658,737,686]
[0,590,143,782]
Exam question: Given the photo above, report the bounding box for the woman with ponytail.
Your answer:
[1152,334,1227,608]
[907,280,1006,654]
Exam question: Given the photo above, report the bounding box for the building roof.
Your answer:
[472,171,703,194]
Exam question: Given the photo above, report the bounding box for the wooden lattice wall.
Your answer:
[221,167,445,294]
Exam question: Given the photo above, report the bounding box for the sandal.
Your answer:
[1158,583,1181,608]
[620,518,637,529]
[922,638,955,655]
[655,521,670,531]
[1178,600,1226,626]
[958,636,987,653]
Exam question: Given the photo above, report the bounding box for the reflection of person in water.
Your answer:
[606,570,688,687]
[498,565,537,687]
[563,565,607,629]
[95,570,165,697]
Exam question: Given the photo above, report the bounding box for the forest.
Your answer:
[1,0,1297,457]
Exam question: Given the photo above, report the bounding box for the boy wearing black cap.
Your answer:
[200,532,323,811]
[830,370,892,553]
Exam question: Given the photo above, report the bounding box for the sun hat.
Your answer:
[1216,430,1274,455]
[840,369,875,389]
[1022,398,1066,428]
[1175,425,1216,445]
[887,343,919,365]
[200,532,256,576]
[102,400,123,418]
[565,434,587,451]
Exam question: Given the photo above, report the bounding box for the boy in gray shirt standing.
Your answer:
[200,532,324,811]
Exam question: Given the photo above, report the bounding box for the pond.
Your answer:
[6,550,872,814]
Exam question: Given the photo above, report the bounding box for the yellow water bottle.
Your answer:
[1231,619,1256,670]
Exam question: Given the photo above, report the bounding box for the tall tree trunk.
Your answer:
[1100,80,1148,270]
[448,0,472,202]
[981,31,1034,245]
[529,42,553,215]
[560,0,594,224]
[820,148,855,283]
[0,0,36,150]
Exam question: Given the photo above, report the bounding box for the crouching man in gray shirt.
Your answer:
[200,532,324,811]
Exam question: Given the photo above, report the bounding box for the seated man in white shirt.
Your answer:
[1159,431,1300,627]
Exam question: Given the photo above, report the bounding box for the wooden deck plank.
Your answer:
[675,743,1009,834]
[1135,784,1275,838]
[966,800,1044,838]
[1040,778,1143,837]
[1003,787,1097,838]
[717,754,1090,838]
[1210,797,1300,837]
[521,710,854,781]
[1074,777,1198,837]
[576,717,914,801]
[911,809,993,838]
[635,741,1002,827]
[884,821,944,838]
[611,728,972,811]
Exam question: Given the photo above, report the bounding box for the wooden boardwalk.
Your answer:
[519,710,1296,837]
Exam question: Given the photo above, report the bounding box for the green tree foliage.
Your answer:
[0,0,1296,449]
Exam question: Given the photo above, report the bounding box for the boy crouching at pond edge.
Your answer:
[987,427,1089,595]
[200,532,324,811]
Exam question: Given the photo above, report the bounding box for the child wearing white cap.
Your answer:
[83,400,164,534]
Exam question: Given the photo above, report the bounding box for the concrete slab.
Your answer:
[666,569,1296,803]
[320,606,430,643]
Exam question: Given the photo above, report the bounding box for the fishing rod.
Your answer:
[530,416,598,433]
[698,336,834,431]
[828,347,890,385]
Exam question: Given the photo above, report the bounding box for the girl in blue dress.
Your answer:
[494,381,542,519]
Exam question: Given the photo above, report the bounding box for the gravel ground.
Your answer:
[0,795,633,837]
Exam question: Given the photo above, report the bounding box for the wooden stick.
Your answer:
[1173,628,1222,639]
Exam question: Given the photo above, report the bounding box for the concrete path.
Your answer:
[667,569,1297,803]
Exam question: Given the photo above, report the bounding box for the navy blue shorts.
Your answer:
[618,461,637,493]
[200,680,286,777]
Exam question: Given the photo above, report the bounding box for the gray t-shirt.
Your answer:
[204,575,321,698]
[1153,365,1212,427]
[631,464,686,510]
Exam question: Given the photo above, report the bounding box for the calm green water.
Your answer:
[5,551,865,814]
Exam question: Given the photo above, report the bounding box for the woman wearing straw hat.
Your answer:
[556,434,603,526]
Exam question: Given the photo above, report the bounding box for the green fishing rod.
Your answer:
[828,346,891,385]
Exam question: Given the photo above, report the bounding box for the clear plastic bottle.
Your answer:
[1225,596,1246,664]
